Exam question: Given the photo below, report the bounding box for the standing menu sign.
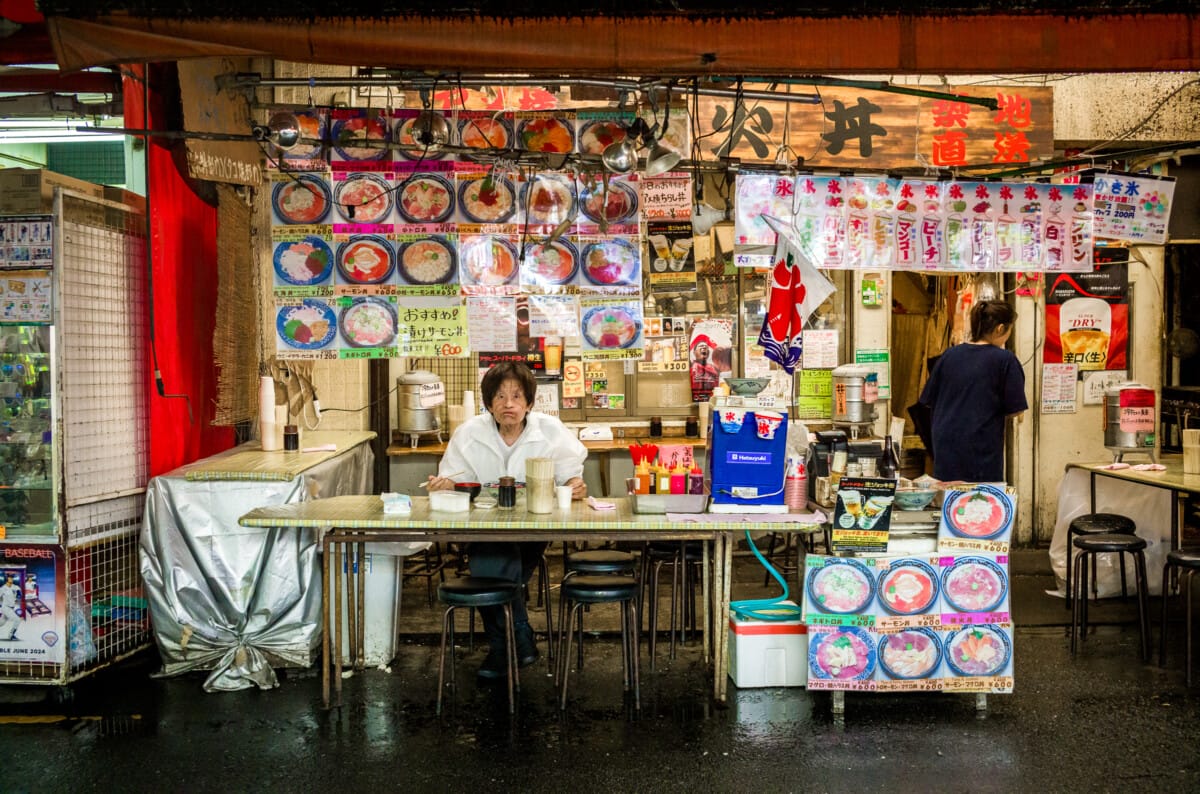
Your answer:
[804,484,1017,694]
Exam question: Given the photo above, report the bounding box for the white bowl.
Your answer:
[429,490,471,512]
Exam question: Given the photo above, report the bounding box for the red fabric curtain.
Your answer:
[124,63,234,476]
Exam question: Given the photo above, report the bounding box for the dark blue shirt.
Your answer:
[919,343,1028,482]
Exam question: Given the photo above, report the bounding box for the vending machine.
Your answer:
[706,395,789,513]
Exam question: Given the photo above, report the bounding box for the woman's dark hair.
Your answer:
[480,361,537,407]
[970,300,1017,341]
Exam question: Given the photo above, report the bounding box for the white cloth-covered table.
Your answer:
[1050,463,1179,598]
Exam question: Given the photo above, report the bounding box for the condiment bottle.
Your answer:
[688,466,705,495]
[880,435,899,479]
[657,465,672,495]
[669,465,686,495]
[283,424,299,452]
[649,416,663,438]
[634,460,651,495]
[497,476,517,509]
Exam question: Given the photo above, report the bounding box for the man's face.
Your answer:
[694,342,710,362]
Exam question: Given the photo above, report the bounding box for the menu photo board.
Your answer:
[804,551,1015,693]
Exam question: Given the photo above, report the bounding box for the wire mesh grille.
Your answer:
[66,528,150,682]
[58,194,148,513]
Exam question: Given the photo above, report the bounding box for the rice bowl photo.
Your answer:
[339,297,397,348]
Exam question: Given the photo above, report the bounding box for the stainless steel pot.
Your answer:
[396,370,442,434]
[831,364,872,424]
[1104,381,1156,460]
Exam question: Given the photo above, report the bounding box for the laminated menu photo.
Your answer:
[937,483,1016,553]
[803,554,879,628]
[873,555,944,631]
[940,623,1015,693]
[939,553,1011,626]
[874,627,946,692]
[806,625,878,691]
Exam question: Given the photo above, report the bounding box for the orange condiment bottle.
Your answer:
[634,461,651,495]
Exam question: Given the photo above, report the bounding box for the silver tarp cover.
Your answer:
[140,439,373,692]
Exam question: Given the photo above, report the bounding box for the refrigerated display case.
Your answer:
[0,188,150,690]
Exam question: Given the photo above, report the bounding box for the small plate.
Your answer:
[272,175,331,224]
[577,119,629,156]
[273,236,333,286]
[516,116,575,153]
[944,625,1012,677]
[520,239,578,286]
[942,484,1013,539]
[336,235,395,284]
[877,628,943,680]
[940,555,1008,613]
[458,176,517,224]
[580,238,640,286]
[330,114,390,161]
[579,180,638,225]
[397,235,457,285]
[805,557,876,614]
[808,626,877,680]
[877,559,940,616]
[458,115,512,157]
[339,297,398,348]
[460,236,518,286]
[333,172,394,225]
[581,306,641,349]
[397,173,455,224]
[276,299,337,350]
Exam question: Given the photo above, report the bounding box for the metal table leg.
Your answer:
[334,540,344,708]
[321,533,331,709]
[357,539,367,670]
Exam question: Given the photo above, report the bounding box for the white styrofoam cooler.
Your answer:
[727,602,807,688]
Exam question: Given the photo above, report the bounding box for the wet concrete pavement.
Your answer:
[2,547,1199,793]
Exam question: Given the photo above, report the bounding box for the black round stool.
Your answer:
[1065,513,1137,611]
[436,577,521,715]
[1159,549,1200,686]
[561,549,638,668]
[1070,533,1150,661]
[642,541,704,669]
[566,548,638,576]
[557,574,640,711]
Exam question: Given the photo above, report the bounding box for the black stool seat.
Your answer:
[437,577,520,607]
[647,541,703,562]
[562,574,640,602]
[1166,549,1200,568]
[1073,533,1147,554]
[566,549,637,574]
[1069,513,1137,535]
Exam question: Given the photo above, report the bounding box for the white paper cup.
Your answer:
[556,485,573,510]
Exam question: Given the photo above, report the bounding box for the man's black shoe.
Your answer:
[515,622,540,668]
[476,646,508,680]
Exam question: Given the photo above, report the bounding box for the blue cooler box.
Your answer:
[707,397,788,513]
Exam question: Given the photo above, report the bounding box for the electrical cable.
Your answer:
[729,529,803,622]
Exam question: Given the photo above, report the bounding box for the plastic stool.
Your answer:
[1065,513,1137,611]
[1070,533,1150,661]
[557,574,640,711]
[1159,549,1200,686]
[436,577,521,714]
